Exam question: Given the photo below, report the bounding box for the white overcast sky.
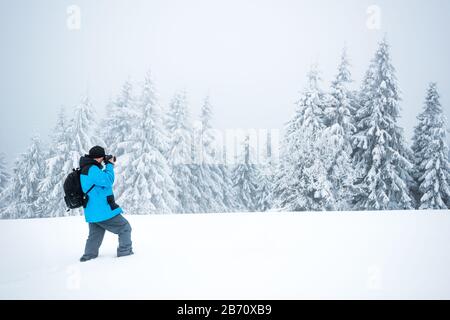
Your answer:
[0,0,449,166]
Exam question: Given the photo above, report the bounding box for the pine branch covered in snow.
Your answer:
[411,83,450,209]
[352,38,414,210]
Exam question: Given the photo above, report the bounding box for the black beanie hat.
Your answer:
[88,146,106,158]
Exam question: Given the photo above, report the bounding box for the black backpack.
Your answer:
[63,168,95,211]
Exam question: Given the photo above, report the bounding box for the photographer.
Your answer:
[78,146,133,262]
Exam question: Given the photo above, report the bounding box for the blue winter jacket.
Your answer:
[79,156,123,223]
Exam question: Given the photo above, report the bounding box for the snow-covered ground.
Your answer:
[1,210,450,299]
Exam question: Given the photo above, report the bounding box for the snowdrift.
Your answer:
[1,210,449,299]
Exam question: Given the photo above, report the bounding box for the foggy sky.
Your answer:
[0,0,449,167]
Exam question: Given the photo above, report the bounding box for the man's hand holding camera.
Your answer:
[104,155,117,165]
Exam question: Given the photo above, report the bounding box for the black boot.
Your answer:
[80,254,98,262]
[117,250,134,258]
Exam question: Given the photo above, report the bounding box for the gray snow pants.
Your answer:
[82,214,133,259]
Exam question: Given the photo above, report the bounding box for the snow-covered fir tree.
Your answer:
[191,97,221,213]
[231,135,261,211]
[61,96,105,217]
[352,38,414,210]
[117,72,178,214]
[1,137,45,219]
[68,96,104,167]
[256,168,272,211]
[102,80,138,156]
[0,153,9,216]
[256,131,275,211]
[323,48,357,210]
[193,95,238,212]
[37,108,74,217]
[272,65,335,211]
[165,90,202,213]
[411,83,450,209]
[0,153,10,194]
[218,148,240,212]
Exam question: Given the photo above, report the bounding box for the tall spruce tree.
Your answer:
[165,90,202,213]
[1,137,45,219]
[68,96,104,167]
[0,153,10,194]
[102,80,137,156]
[273,65,335,211]
[117,72,178,214]
[231,135,261,211]
[0,153,10,216]
[257,131,276,211]
[323,48,356,210]
[411,83,450,209]
[38,108,74,217]
[65,96,104,216]
[218,153,240,212]
[352,38,414,210]
[193,95,238,212]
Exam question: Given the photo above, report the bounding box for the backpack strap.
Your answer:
[80,184,96,210]
[78,165,95,195]
[85,184,95,195]
[81,163,96,195]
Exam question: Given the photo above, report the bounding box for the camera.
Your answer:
[104,155,116,163]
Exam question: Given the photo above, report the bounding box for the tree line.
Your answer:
[0,37,449,219]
